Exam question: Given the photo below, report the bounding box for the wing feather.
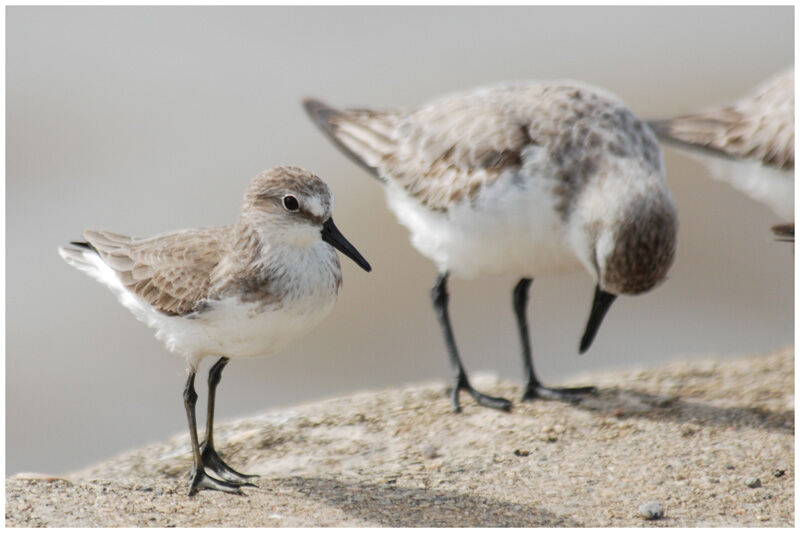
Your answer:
[304,93,533,211]
[304,83,663,214]
[649,70,794,170]
[82,227,229,316]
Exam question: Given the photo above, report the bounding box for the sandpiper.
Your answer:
[58,166,371,495]
[304,81,677,412]
[648,69,794,240]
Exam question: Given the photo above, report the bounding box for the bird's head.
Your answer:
[571,172,678,353]
[240,166,371,272]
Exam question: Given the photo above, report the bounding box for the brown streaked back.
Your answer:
[81,227,232,316]
[304,83,663,214]
[303,94,533,212]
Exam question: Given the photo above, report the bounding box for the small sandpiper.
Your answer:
[304,81,677,412]
[648,69,794,241]
[58,166,371,495]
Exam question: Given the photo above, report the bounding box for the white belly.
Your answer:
[159,294,337,365]
[702,157,794,221]
[383,171,582,280]
[66,243,341,368]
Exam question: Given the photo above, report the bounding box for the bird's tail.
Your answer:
[646,118,738,162]
[58,240,106,280]
[58,231,134,283]
[302,98,397,182]
[58,240,96,264]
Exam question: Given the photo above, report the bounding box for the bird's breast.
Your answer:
[160,243,342,361]
[382,171,583,279]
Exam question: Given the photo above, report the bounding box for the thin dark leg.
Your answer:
[200,357,257,484]
[431,272,512,413]
[183,369,243,496]
[513,278,596,402]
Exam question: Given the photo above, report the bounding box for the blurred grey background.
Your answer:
[7,6,793,475]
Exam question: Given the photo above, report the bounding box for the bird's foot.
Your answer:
[521,383,597,403]
[188,467,246,496]
[449,376,512,413]
[200,442,258,485]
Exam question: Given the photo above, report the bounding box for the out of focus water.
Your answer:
[7,6,793,474]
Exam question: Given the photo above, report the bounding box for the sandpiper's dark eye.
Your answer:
[283,195,299,211]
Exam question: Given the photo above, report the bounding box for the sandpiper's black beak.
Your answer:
[321,217,371,272]
[579,285,617,354]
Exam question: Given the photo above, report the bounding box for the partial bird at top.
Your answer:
[648,69,794,240]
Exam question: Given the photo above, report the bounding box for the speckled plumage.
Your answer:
[305,81,676,293]
[59,166,347,366]
[77,227,231,317]
[304,81,678,413]
[306,84,664,216]
[58,165,370,495]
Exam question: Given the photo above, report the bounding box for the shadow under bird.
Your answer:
[648,69,794,242]
[58,166,371,496]
[304,81,677,412]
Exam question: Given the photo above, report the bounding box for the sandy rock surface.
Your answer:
[7,349,794,527]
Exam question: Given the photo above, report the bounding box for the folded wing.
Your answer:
[64,228,228,316]
[303,94,533,211]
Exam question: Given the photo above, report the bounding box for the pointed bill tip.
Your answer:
[578,335,592,355]
[578,286,617,355]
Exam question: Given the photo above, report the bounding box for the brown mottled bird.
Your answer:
[59,166,371,495]
[303,81,678,413]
